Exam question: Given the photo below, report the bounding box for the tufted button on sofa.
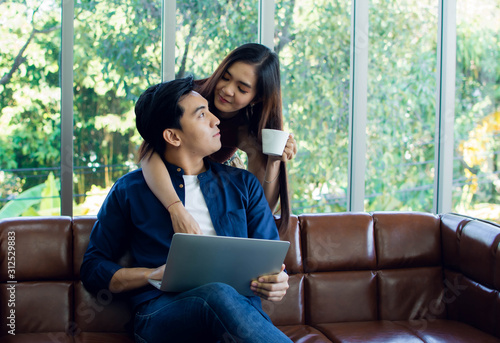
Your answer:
[1,212,499,342]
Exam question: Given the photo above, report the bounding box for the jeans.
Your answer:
[133,282,292,343]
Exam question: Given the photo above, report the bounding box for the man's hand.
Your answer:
[109,264,165,293]
[250,264,289,302]
[169,203,203,234]
[148,264,165,281]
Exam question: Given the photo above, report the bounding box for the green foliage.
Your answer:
[364,0,438,212]
[0,1,61,196]
[0,172,60,218]
[278,0,351,212]
[0,0,498,221]
[452,4,500,222]
[0,183,47,219]
[176,0,258,79]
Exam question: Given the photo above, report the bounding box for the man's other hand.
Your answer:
[148,264,166,281]
[250,264,289,302]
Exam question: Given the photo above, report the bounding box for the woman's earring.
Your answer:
[246,103,254,119]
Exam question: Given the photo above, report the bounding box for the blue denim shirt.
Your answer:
[80,158,279,311]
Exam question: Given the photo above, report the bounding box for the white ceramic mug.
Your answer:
[262,129,289,156]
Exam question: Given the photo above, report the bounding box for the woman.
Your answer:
[142,43,297,233]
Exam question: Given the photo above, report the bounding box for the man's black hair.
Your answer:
[135,75,194,159]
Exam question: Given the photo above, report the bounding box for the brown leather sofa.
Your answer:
[1,212,499,342]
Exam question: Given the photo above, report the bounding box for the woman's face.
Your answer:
[214,62,258,119]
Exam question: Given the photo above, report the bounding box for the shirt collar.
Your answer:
[163,157,214,180]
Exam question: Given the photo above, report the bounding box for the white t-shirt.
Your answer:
[182,175,217,236]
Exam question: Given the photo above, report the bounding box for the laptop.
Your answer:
[148,233,290,296]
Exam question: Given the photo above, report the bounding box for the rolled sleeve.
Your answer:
[81,251,123,294]
[80,181,132,294]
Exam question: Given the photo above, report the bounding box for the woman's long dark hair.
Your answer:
[196,43,290,233]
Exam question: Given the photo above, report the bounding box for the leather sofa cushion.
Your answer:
[74,332,134,343]
[301,213,376,273]
[374,212,441,269]
[306,271,377,324]
[279,215,303,274]
[444,270,499,338]
[441,213,471,271]
[262,273,305,326]
[73,217,98,279]
[0,332,73,343]
[74,282,132,333]
[0,217,72,281]
[459,219,500,288]
[278,324,332,342]
[317,321,425,342]
[0,282,72,334]
[395,319,500,343]
[378,267,445,320]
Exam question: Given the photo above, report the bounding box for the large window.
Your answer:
[1,1,499,223]
[452,1,500,223]
[0,1,61,217]
[71,0,260,215]
[365,0,438,212]
[278,0,351,212]
[175,0,258,79]
[72,0,162,215]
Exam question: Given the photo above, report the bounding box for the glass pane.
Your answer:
[72,0,162,215]
[453,2,500,223]
[278,0,351,213]
[366,0,437,212]
[176,0,258,79]
[0,1,61,218]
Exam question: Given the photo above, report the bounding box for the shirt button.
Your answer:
[179,184,184,188]
[177,168,181,172]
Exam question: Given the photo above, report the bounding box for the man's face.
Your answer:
[176,91,221,157]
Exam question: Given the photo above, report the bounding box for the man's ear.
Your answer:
[163,128,181,147]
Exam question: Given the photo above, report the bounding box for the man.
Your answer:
[80,76,291,343]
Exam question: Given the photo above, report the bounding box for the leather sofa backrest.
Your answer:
[262,215,305,325]
[72,216,133,335]
[0,216,74,338]
[440,213,500,338]
[1,212,499,340]
[264,212,446,326]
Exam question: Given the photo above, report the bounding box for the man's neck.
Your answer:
[163,150,207,175]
